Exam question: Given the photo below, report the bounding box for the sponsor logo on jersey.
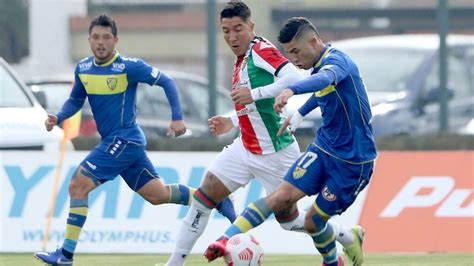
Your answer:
[232,80,248,91]
[78,62,92,71]
[238,80,249,87]
[112,62,125,72]
[122,57,138,62]
[322,185,336,201]
[292,166,306,179]
[236,107,255,117]
[107,78,118,90]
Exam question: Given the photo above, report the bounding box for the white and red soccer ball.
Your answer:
[224,233,264,266]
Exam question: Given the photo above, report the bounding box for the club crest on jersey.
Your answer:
[322,186,336,201]
[292,166,306,179]
[107,78,118,90]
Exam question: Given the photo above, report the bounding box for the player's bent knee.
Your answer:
[142,191,169,205]
[68,177,95,198]
[139,180,170,205]
[200,171,230,201]
[201,172,219,190]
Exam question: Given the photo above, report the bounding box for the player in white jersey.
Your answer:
[165,2,306,265]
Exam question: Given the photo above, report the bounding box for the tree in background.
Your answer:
[0,0,28,63]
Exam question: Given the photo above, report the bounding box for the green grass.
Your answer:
[1,253,473,266]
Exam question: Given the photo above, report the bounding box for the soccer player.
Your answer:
[34,14,235,265]
[165,2,307,266]
[205,17,377,266]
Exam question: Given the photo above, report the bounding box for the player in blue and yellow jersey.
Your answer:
[34,14,235,266]
[205,17,377,266]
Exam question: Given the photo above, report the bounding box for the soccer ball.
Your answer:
[224,233,264,266]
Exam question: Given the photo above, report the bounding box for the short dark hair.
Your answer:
[89,14,118,37]
[220,1,251,21]
[278,17,320,44]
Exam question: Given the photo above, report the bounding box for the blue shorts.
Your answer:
[284,144,373,216]
[80,137,158,191]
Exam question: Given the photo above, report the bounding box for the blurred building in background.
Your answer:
[1,0,472,147]
[8,0,474,87]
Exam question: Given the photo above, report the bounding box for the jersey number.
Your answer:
[297,152,318,169]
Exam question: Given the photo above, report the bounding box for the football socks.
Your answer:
[311,205,338,266]
[166,189,215,265]
[168,184,195,205]
[224,198,272,239]
[62,199,88,259]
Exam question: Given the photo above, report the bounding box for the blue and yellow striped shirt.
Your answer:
[289,46,377,164]
[57,52,182,144]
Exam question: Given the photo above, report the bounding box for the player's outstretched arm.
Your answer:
[250,63,304,102]
[288,69,335,94]
[230,63,303,105]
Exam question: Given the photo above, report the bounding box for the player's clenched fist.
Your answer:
[230,86,253,105]
[168,120,187,137]
[274,88,294,114]
[208,116,233,136]
[45,114,58,131]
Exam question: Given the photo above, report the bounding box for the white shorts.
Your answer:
[208,137,300,194]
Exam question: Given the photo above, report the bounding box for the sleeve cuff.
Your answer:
[250,88,262,101]
[296,107,306,117]
[56,113,64,125]
[288,86,298,94]
[229,113,239,127]
[171,114,183,121]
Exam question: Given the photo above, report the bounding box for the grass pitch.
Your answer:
[1,253,473,266]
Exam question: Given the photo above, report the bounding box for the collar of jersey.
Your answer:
[238,35,259,60]
[313,45,332,69]
[93,51,119,67]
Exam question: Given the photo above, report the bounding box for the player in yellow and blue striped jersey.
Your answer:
[205,17,377,266]
[35,14,235,266]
